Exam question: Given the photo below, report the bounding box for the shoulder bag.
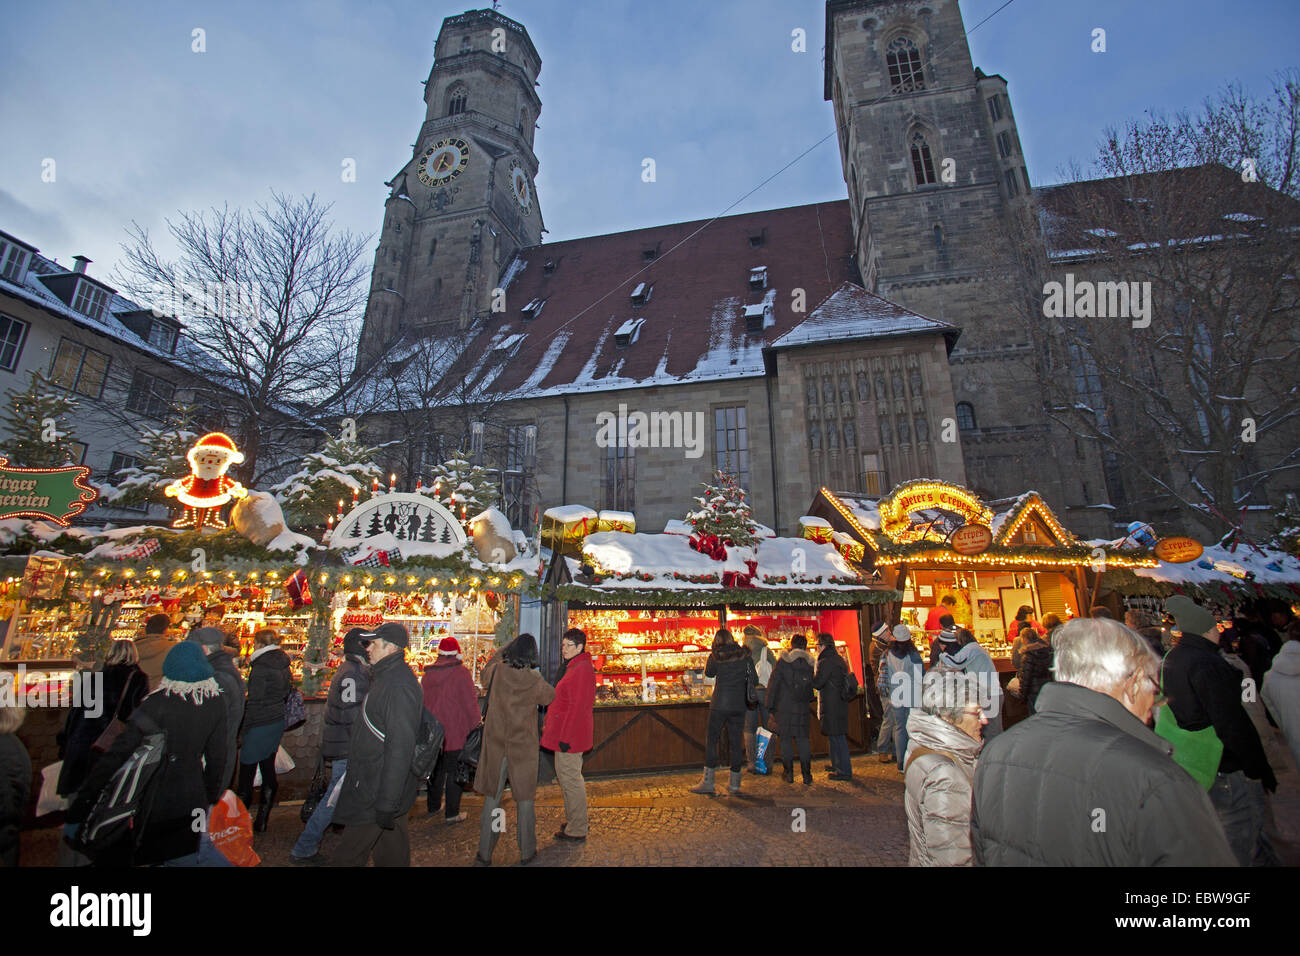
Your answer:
[92,670,139,754]
[1152,654,1223,790]
[453,668,496,789]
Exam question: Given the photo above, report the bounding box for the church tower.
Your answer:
[357,8,544,364]
[825,0,1113,534]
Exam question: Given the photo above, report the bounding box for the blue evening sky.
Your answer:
[0,0,1295,278]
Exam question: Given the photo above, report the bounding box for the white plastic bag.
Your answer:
[37,762,70,816]
[252,745,296,785]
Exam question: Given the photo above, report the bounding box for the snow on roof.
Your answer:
[579,531,861,589]
[1133,544,1300,587]
[769,282,957,350]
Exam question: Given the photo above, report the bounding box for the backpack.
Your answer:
[841,669,860,701]
[411,706,446,779]
[789,663,814,704]
[69,714,167,862]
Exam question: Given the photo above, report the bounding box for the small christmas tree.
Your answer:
[423,453,500,525]
[686,470,759,547]
[99,405,199,509]
[272,430,385,527]
[0,372,82,468]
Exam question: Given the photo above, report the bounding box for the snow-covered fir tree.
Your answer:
[423,454,500,525]
[0,372,82,468]
[272,432,385,527]
[99,406,199,509]
[686,470,759,547]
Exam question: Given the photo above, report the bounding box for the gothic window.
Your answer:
[823,380,835,404]
[898,420,911,443]
[909,369,923,395]
[875,377,888,401]
[987,94,1003,122]
[886,36,925,93]
[806,380,818,405]
[1004,167,1021,197]
[844,422,856,447]
[915,417,929,442]
[957,402,976,431]
[996,130,1014,159]
[447,86,468,116]
[809,424,822,451]
[857,372,870,401]
[910,131,937,186]
[603,437,635,512]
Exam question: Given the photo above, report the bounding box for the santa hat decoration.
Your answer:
[437,636,462,659]
[188,432,246,467]
[286,569,311,610]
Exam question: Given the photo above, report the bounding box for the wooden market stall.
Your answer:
[541,518,898,774]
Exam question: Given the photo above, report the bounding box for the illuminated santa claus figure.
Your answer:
[165,432,249,530]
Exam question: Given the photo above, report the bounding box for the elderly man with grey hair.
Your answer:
[970,617,1236,866]
[904,671,986,866]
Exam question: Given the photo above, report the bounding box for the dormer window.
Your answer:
[521,298,545,320]
[630,282,652,306]
[743,302,769,335]
[72,279,109,320]
[748,232,765,249]
[147,319,179,354]
[614,317,645,347]
[642,249,657,262]
[749,266,767,292]
[0,238,33,284]
[543,259,556,276]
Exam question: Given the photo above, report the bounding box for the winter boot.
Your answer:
[782,761,795,784]
[689,767,716,794]
[728,770,742,794]
[253,783,276,833]
[801,759,813,785]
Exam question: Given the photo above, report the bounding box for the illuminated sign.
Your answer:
[879,480,994,543]
[1154,536,1203,564]
[950,524,994,555]
[164,432,248,530]
[0,457,98,526]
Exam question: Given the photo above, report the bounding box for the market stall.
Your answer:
[539,474,898,774]
[1099,540,1300,613]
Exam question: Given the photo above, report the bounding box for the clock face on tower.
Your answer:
[417,138,470,187]
[509,159,532,214]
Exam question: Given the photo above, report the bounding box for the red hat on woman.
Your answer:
[437,636,462,658]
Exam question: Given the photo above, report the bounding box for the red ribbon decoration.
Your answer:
[689,533,728,561]
[721,560,759,589]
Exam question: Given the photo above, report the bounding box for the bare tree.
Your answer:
[1005,74,1300,542]
[113,192,371,484]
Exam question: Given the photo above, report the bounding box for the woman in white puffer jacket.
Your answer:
[904,671,986,866]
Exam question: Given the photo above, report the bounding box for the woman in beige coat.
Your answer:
[474,634,555,865]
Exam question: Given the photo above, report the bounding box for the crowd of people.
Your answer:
[0,592,1297,868]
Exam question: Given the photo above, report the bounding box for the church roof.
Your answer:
[395,200,867,402]
[770,281,959,352]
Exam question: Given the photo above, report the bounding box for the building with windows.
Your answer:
[0,228,223,522]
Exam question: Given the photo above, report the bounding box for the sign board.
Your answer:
[950,523,994,555]
[0,458,98,526]
[1154,536,1203,564]
[333,492,466,547]
[879,480,994,543]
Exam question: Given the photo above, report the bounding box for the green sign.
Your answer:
[0,457,98,526]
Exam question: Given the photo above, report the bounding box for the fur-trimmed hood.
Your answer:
[711,642,750,663]
[782,648,815,667]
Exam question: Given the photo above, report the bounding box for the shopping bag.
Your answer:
[754,727,773,774]
[252,745,296,785]
[37,762,70,816]
[209,790,260,867]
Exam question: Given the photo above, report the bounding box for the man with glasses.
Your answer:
[970,617,1235,866]
[541,628,596,842]
[328,622,423,867]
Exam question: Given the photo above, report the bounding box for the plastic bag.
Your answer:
[252,745,296,785]
[37,762,69,816]
[754,727,773,774]
[209,790,260,867]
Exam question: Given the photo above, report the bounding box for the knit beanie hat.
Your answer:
[438,636,462,659]
[871,621,890,642]
[891,624,913,642]
[1165,595,1215,637]
[159,641,221,703]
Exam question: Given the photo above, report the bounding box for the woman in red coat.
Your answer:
[421,637,481,823]
[541,628,596,841]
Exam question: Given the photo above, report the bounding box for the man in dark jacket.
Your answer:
[813,633,852,781]
[187,627,244,787]
[971,617,1235,866]
[292,628,371,864]
[1162,595,1278,866]
[328,622,422,867]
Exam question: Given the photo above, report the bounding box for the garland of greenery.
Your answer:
[1099,567,1300,602]
[551,583,901,608]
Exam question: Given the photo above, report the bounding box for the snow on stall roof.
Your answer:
[579,532,860,589]
[1133,544,1300,587]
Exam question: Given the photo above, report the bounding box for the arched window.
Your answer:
[956,402,976,431]
[851,165,859,205]
[886,36,925,93]
[910,131,937,186]
[447,85,468,116]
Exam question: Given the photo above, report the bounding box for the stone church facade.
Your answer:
[354,3,1118,540]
